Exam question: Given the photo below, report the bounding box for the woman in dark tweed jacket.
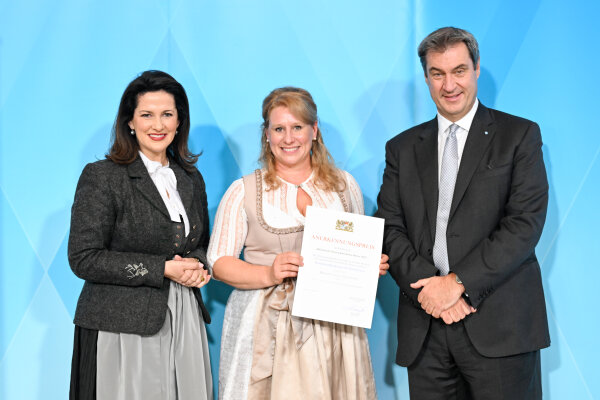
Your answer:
[68,70,213,399]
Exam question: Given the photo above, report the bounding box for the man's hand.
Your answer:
[439,297,476,324]
[410,273,465,318]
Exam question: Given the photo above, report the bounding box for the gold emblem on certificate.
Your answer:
[335,219,354,232]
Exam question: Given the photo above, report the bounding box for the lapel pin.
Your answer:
[484,131,489,135]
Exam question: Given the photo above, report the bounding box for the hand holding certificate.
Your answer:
[292,206,384,328]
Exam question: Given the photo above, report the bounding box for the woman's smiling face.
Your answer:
[128,90,179,164]
[265,106,317,171]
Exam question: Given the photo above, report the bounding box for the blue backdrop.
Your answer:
[1,1,598,399]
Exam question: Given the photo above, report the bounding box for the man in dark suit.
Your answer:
[376,27,550,399]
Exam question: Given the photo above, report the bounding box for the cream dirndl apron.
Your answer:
[243,170,376,400]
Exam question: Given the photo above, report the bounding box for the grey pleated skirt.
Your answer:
[96,281,213,400]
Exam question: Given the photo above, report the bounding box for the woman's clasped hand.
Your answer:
[165,255,211,288]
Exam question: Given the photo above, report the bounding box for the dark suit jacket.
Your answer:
[68,156,210,335]
[376,102,550,366]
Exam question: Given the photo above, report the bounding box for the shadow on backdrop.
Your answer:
[191,124,242,339]
[538,144,560,399]
[36,209,71,399]
[350,79,418,398]
[43,123,111,398]
[191,123,244,396]
[320,120,349,173]
[0,36,4,400]
[478,67,497,109]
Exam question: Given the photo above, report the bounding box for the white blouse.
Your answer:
[139,151,190,236]
[207,169,364,268]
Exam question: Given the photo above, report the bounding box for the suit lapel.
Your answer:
[449,103,495,220]
[414,118,439,242]
[128,157,170,218]
[171,162,194,216]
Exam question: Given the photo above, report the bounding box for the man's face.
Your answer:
[424,42,480,122]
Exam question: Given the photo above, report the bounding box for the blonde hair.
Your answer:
[259,87,345,192]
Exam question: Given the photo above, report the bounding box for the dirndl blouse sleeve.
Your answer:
[207,178,248,272]
[342,170,365,215]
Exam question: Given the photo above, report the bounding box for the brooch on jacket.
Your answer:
[126,263,148,279]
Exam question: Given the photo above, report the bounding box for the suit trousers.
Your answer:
[407,318,542,400]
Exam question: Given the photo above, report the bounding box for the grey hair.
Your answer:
[417,27,480,74]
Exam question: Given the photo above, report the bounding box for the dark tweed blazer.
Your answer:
[68,156,210,335]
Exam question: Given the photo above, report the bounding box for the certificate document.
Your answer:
[292,206,384,329]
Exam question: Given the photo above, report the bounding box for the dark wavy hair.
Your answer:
[106,70,199,171]
[417,27,480,75]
